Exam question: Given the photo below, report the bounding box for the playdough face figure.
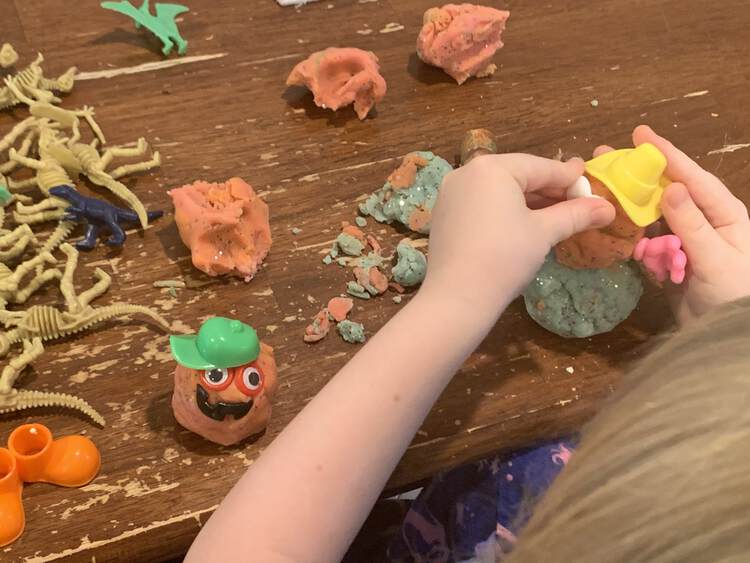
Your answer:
[170,317,278,446]
[555,143,669,270]
[555,175,645,269]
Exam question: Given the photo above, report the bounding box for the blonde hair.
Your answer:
[507,297,750,562]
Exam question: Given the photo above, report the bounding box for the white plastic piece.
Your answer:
[566,175,601,200]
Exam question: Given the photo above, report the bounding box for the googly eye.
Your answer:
[236,365,263,396]
[201,368,231,390]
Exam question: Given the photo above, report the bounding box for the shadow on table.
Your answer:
[89,27,165,56]
[406,52,454,86]
[154,219,232,292]
[282,86,376,127]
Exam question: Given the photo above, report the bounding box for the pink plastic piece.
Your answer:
[633,235,687,284]
[287,47,387,120]
[416,4,510,85]
[169,178,272,280]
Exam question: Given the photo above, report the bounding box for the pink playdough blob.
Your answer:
[287,47,387,120]
[633,235,687,284]
[417,4,510,85]
[169,177,272,280]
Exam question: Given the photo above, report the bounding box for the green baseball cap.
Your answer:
[169,317,260,370]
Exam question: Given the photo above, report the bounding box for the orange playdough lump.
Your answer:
[169,177,272,280]
[388,153,429,189]
[327,297,354,322]
[417,4,510,85]
[287,47,387,120]
[171,343,278,446]
[555,176,645,269]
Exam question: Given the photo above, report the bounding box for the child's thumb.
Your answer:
[534,198,616,245]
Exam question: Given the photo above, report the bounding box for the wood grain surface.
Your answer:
[2,0,749,560]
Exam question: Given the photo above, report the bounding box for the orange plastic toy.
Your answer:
[0,448,24,547]
[0,423,100,547]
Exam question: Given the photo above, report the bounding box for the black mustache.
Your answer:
[196,384,253,421]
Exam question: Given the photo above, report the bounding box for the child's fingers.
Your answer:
[633,125,744,228]
[592,145,614,157]
[534,197,616,245]
[661,182,724,270]
[489,154,585,193]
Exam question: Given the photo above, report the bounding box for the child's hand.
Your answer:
[421,154,616,313]
[633,125,750,324]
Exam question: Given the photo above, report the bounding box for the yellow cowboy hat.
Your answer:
[584,143,671,227]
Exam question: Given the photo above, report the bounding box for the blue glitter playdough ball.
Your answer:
[523,253,644,338]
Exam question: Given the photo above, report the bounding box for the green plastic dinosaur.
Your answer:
[101,0,189,56]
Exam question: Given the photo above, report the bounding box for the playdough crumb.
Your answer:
[392,295,403,304]
[335,232,366,256]
[590,99,599,107]
[153,280,186,288]
[338,320,366,343]
[565,366,575,374]
[291,227,303,235]
[392,241,428,286]
[336,257,349,267]
[304,309,331,343]
[355,216,368,228]
[347,281,371,300]
[323,255,333,265]
[328,297,354,322]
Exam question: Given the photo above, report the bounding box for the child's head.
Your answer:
[507,296,750,562]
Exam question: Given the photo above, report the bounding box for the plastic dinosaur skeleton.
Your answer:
[0,179,38,262]
[0,244,171,424]
[0,337,105,425]
[0,43,19,68]
[0,52,76,110]
[4,90,159,228]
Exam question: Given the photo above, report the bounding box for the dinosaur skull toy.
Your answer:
[169,317,278,446]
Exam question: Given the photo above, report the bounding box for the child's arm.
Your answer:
[185,155,614,563]
[631,126,750,324]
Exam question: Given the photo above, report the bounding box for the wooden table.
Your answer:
[2,0,749,560]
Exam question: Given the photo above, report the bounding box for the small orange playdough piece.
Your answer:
[366,234,382,254]
[327,297,354,322]
[369,267,389,294]
[417,4,510,85]
[388,153,429,189]
[304,309,331,343]
[342,222,367,244]
[408,206,432,233]
[287,47,387,120]
[555,177,645,269]
[169,177,272,280]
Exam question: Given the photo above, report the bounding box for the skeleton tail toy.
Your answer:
[0,388,105,426]
[1,303,171,348]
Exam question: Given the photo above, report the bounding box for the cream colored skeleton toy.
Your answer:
[0,244,170,424]
[0,45,171,423]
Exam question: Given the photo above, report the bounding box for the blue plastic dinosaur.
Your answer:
[101,0,189,56]
[49,185,164,250]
